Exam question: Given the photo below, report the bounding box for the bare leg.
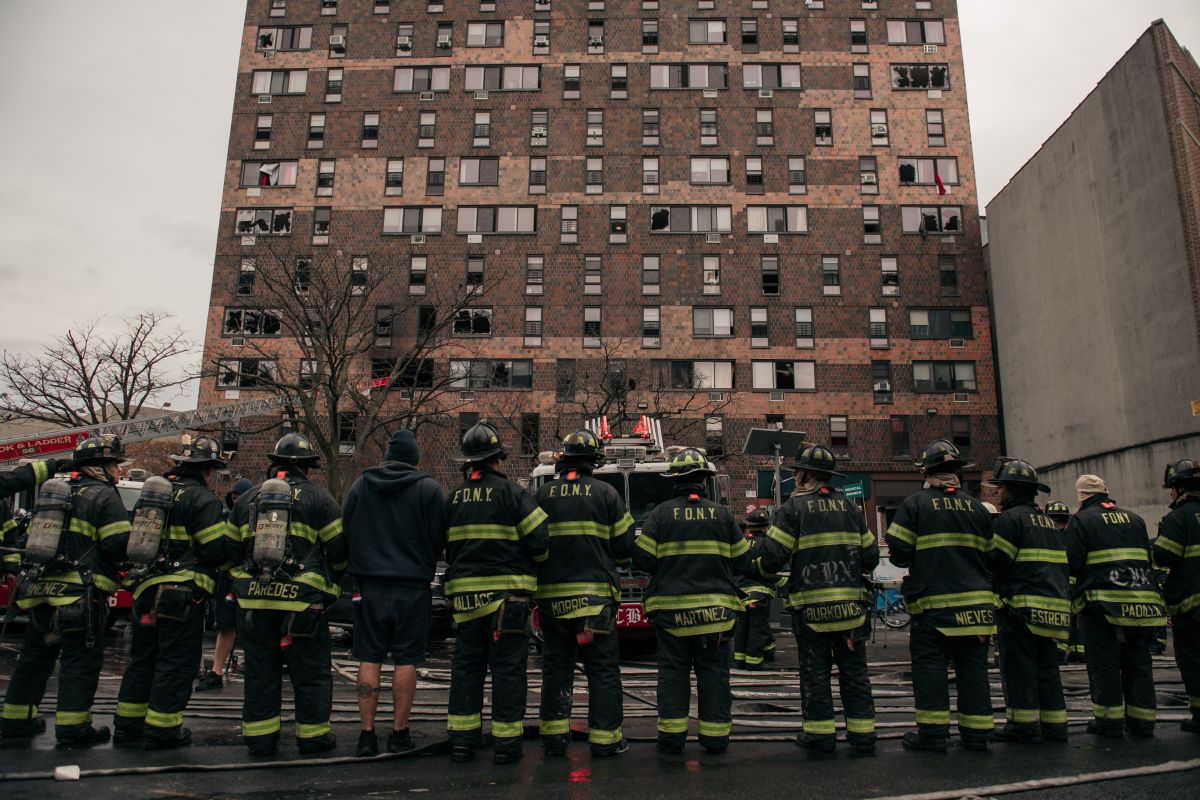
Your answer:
[212,629,236,674]
[392,665,417,731]
[357,662,382,732]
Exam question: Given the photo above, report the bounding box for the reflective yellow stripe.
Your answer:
[588,726,622,745]
[662,618,737,636]
[2,703,36,720]
[1185,545,1200,558]
[886,523,916,545]
[803,719,836,734]
[1007,708,1039,724]
[698,720,731,737]
[644,593,742,612]
[612,513,634,538]
[288,522,319,543]
[56,710,91,726]
[1008,594,1072,612]
[1015,548,1068,564]
[317,519,342,543]
[1086,547,1148,565]
[1083,589,1163,604]
[491,720,524,739]
[992,534,1018,559]
[146,709,184,729]
[194,522,229,545]
[787,586,865,605]
[68,518,97,539]
[452,597,504,623]
[1092,704,1124,720]
[1040,709,1067,724]
[915,709,950,725]
[293,571,339,597]
[243,716,281,736]
[516,507,549,538]
[846,717,875,734]
[131,572,215,600]
[296,721,331,739]
[444,574,536,594]
[447,524,519,542]
[958,713,994,730]
[860,532,876,548]
[767,525,796,550]
[636,534,657,557]
[165,526,192,542]
[116,701,148,719]
[794,531,863,550]
[548,521,611,539]
[656,540,739,558]
[447,713,482,731]
[744,654,764,665]
[1153,536,1184,557]
[536,581,617,600]
[1126,705,1156,722]
[916,533,991,552]
[657,717,688,734]
[98,520,132,540]
[909,591,998,612]
[539,718,570,735]
[32,461,48,483]
[1174,593,1200,615]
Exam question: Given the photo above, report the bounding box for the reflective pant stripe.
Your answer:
[56,710,91,726]
[1093,704,1124,720]
[958,713,995,730]
[803,719,836,735]
[296,721,331,739]
[733,651,747,661]
[657,717,689,734]
[539,718,570,735]
[2,703,36,720]
[447,713,482,732]
[744,654,764,665]
[915,709,950,725]
[846,717,875,734]
[1007,707,1039,724]
[491,720,524,739]
[588,726,623,745]
[243,716,282,737]
[1126,704,1157,722]
[146,709,184,729]
[698,720,731,737]
[116,701,148,719]
[1040,709,1068,724]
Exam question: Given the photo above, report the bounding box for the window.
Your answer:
[853,64,871,98]
[743,64,802,89]
[588,19,605,53]
[642,255,661,295]
[464,65,541,91]
[426,157,445,195]
[829,416,849,449]
[850,19,868,52]
[316,159,335,196]
[458,413,480,442]
[609,206,627,243]
[890,416,910,457]
[466,257,485,291]
[328,24,347,57]
[760,255,779,295]
[642,157,660,193]
[860,157,878,195]
[436,22,454,50]
[473,112,491,146]
[452,308,493,336]
[688,19,726,44]
[529,157,547,193]
[693,307,733,336]
[782,18,799,52]
[526,255,544,295]
[586,110,604,146]
[418,306,437,335]
[459,157,499,186]
[418,112,436,146]
[457,206,537,233]
[750,307,769,347]
[467,21,504,46]
[795,308,814,348]
[409,255,427,294]
[814,109,832,145]
[741,18,759,50]
[564,64,581,98]
[822,256,840,295]
[531,109,549,145]
[951,416,972,459]
[235,208,292,236]
[642,307,661,347]
[887,19,946,45]
[869,308,888,346]
[360,112,379,148]
[252,69,308,95]
[881,256,899,295]
[585,157,604,193]
[642,19,659,53]
[556,360,576,401]
[450,360,532,389]
[321,0,337,15]
[752,361,815,391]
[756,109,774,145]
[891,64,949,90]
[561,205,578,243]
[650,205,732,233]
[375,0,390,13]
[524,307,543,347]
[702,255,721,295]
[237,258,256,295]
[520,414,540,456]
[927,109,946,146]
[385,158,404,195]
[306,113,324,148]
[585,255,603,294]
[747,206,808,234]
[643,109,660,145]
[898,157,959,186]
[533,20,550,54]
[901,206,962,233]
[611,64,628,98]
[939,255,959,295]
[383,206,442,234]
[909,309,972,338]
[374,305,394,347]
[873,361,893,404]
[583,306,602,347]
[870,109,889,146]
[324,68,342,102]
[788,157,806,193]
[912,361,977,392]
[394,66,451,92]
[348,255,367,293]
[700,109,718,145]
[863,205,881,243]
[650,64,728,89]
[705,415,725,457]
[660,361,734,390]
[691,157,730,184]
[255,114,272,149]
[270,0,286,18]
[240,160,298,187]
[294,257,311,293]
[223,307,282,337]
[217,358,278,389]
[746,157,763,193]
[396,23,414,54]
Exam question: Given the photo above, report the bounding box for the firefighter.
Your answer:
[1045,501,1085,662]
[986,459,1070,743]
[633,448,752,755]
[1067,474,1165,738]
[1,437,131,745]
[733,506,779,671]
[885,439,996,752]
[444,422,548,765]
[1,458,65,577]
[1151,459,1200,734]
[228,432,347,757]
[535,428,635,757]
[756,445,879,754]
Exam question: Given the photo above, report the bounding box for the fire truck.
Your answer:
[526,416,728,637]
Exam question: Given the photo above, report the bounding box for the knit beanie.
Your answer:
[385,429,420,466]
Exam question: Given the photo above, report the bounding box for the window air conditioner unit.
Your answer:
[467,234,483,244]
[532,126,547,137]
[705,233,721,244]
[231,337,245,347]
[419,91,435,101]
[534,35,549,47]
[873,380,891,392]
[861,173,878,184]
[953,392,969,402]
[949,338,965,348]
[474,90,489,100]
[329,35,346,50]
[410,233,426,244]
[535,0,550,6]
[262,49,276,59]
[437,36,452,48]
[397,36,413,50]
[871,124,888,137]
[703,89,718,98]
[923,44,938,54]
[770,391,785,402]
[258,95,272,104]
[588,37,604,47]
[758,88,773,98]
[708,392,724,402]
[763,233,779,243]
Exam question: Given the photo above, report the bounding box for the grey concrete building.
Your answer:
[986,21,1200,519]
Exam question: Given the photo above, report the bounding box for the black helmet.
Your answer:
[72,434,125,466]
[561,428,603,464]
[456,421,507,463]
[667,448,714,480]
[171,436,228,467]
[1163,459,1199,489]
[792,444,844,478]
[740,506,771,529]
[1044,500,1070,519]
[915,438,972,471]
[269,432,320,465]
[986,457,1050,493]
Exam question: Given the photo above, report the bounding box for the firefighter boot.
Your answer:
[297,732,337,755]
[56,725,111,748]
[542,734,569,756]
[0,716,46,738]
[144,727,192,751]
[902,730,948,753]
[795,733,836,753]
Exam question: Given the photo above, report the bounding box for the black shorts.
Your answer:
[212,574,237,631]
[352,580,432,666]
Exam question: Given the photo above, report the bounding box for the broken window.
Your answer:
[751,361,815,391]
[235,207,292,235]
[313,207,331,237]
[890,63,949,90]
[256,26,314,49]
[901,206,962,234]
[217,358,278,389]
[240,161,298,187]
[453,308,493,335]
[897,157,959,186]
[761,255,779,295]
[223,308,283,337]
[649,205,732,233]
[237,258,256,295]
[294,257,311,293]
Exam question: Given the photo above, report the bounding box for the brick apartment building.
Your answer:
[199,0,999,532]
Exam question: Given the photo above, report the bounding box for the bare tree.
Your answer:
[0,313,197,428]
[212,241,500,499]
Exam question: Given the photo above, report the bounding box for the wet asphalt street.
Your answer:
[1,619,1198,799]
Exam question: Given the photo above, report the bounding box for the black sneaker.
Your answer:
[387,728,414,753]
[493,749,523,765]
[144,727,192,751]
[1,716,46,738]
[795,733,836,753]
[902,731,948,753]
[56,725,111,747]
[590,739,628,757]
[451,745,474,763]
[195,672,223,692]
[298,732,337,755]
[356,730,379,757]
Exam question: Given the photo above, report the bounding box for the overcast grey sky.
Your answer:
[0,1,1197,409]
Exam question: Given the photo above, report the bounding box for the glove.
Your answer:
[42,458,68,478]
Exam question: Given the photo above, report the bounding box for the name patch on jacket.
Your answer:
[953,608,994,627]
[549,596,590,616]
[452,591,496,613]
[245,581,300,600]
[669,606,733,627]
[20,580,69,598]
[451,487,494,505]
[803,601,861,624]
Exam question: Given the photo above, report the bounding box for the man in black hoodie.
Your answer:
[343,430,446,757]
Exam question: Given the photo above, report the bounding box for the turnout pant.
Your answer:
[1081,610,1156,733]
[655,628,731,750]
[909,616,994,743]
[996,612,1066,738]
[447,610,530,756]
[1175,614,1200,725]
[236,607,333,748]
[1,602,107,739]
[538,610,623,748]
[792,617,875,745]
[733,602,775,667]
[115,586,205,741]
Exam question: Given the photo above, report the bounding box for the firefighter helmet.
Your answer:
[71,434,125,466]
[792,444,845,478]
[915,438,972,471]
[170,436,227,467]
[741,506,771,529]
[269,432,320,466]
[561,428,603,463]
[455,421,507,463]
[1163,459,1199,489]
[667,448,715,480]
[986,457,1050,493]
[1044,500,1071,520]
